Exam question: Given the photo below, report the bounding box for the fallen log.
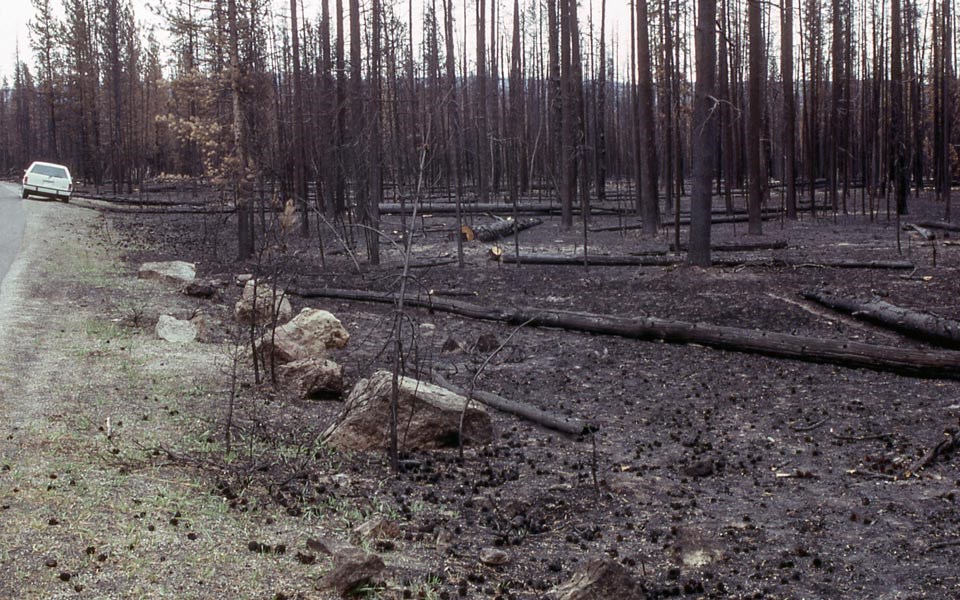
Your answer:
[72,198,234,215]
[789,259,915,270]
[398,258,460,269]
[495,254,683,267]
[492,254,913,270]
[589,211,778,233]
[431,371,587,436]
[670,240,788,252]
[912,220,960,233]
[801,290,960,349]
[289,287,960,380]
[903,224,936,240]
[468,217,543,242]
[378,203,623,216]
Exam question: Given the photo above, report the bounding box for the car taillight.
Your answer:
[22,175,27,185]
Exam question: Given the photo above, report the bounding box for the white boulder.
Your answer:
[138,261,196,287]
[322,371,493,451]
[259,308,349,363]
[156,315,198,343]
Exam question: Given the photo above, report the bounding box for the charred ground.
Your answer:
[102,189,960,599]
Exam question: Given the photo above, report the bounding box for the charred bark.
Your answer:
[802,290,960,349]
[432,371,588,436]
[469,218,543,242]
[290,288,960,380]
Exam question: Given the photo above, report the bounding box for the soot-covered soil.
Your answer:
[106,189,960,599]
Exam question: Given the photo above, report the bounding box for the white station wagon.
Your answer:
[21,161,73,202]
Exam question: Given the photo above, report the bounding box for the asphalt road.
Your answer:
[0,183,25,288]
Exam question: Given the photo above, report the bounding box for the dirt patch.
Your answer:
[5,190,960,599]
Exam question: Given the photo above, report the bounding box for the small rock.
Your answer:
[435,527,455,551]
[156,315,198,343]
[419,323,437,337]
[553,557,647,600]
[479,547,510,566]
[306,538,336,556]
[190,311,209,341]
[353,516,401,543]
[138,261,196,287]
[236,274,253,285]
[475,333,500,353]
[321,546,385,597]
[682,459,716,478]
[441,338,463,354]
[183,280,223,300]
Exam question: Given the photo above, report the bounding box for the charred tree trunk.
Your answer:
[444,0,465,267]
[229,0,253,260]
[471,217,543,242]
[595,0,607,203]
[476,0,490,204]
[559,0,576,228]
[432,371,587,435]
[939,0,953,218]
[747,0,765,234]
[291,0,309,236]
[890,0,909,215]
[636,0,660,234]
[689,0,718,266]
[292,288,960,381]
[782,0,797,218]
[368,0,383,265]
[802,290,960,349]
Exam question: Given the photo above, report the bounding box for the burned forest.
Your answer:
[1,0,960,598]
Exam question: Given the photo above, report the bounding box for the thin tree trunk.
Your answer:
[782,0,797,218]
[291,0,309,237]
[637,0,660,234]
[368,0,382,265]
[940,0,953,218]
[747,0,765,234]
[229,0,253,260]
[690,0,718,266]
[891,0,909,214]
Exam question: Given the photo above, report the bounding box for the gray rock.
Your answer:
[234,279,293,325]
[138,261,196,287]
[277,357,344,399]
[553,558,647,600]
[480,547,511,566]
[323,371,493,452]
[183,279,223,299]
[353,517,401,543]
[155,315,198,343]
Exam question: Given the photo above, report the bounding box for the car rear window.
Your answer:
[30,164,68,178]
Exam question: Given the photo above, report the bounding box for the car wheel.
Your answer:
[21,190,28,199]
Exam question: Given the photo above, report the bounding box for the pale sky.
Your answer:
[0,0,635,85]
